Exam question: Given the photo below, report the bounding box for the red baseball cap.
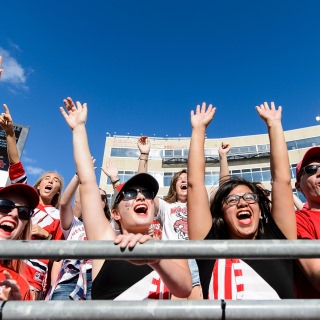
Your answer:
[296,146,320,182]
[0,183,39,209]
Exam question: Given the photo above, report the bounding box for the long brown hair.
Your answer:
[163,169,187,203]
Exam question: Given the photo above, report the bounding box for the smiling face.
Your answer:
[175,172,188,202]
[222,185,261,239]
[0,191,30,240]
[36,172,62,205]
[296,160,320,209]
[112,185,155,234]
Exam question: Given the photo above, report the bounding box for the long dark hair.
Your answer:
[163,169,187,203]
[99,188,111,221]
[210,176,271,239]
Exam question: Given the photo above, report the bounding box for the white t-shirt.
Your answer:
[156,199,188,240]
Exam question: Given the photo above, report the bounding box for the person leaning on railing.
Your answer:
[187,102,297,300]
[60,96,192,300]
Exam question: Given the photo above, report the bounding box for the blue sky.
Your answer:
[0,0,320,187]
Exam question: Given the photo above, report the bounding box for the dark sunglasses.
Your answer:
[0,199,33,220]
[301,164,320,177]
[121,188,154,201]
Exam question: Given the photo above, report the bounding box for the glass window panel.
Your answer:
[164,150,173,157]
[286,141,297,150]
[164,176,172,187]
[205,175,214,186]
[174,149,182,157]
[241,172,253,181]
[261,170,271,182]
[252,171,262,182]
[257,144,270,152]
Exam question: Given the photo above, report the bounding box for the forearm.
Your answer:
[299,258,320,293]
[59,174,78,229]
[219,155,230,182]
[6,131,20,164]
[188,127,206,187]
[187,127,212,240]
[268,122,291,184]
[73,125,96,185]
[137,153,149,173]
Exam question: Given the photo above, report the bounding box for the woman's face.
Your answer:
[0,192,30,240]
[175,172,188,202]
[222,184,261,239]
[113,185,155,234]
[37,173,61,203]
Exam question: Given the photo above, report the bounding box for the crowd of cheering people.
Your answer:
[1,55,320,302]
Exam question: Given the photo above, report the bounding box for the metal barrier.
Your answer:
[1,240,320,320]
[1,239,320,259]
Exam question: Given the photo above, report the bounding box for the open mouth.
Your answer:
[236,211,252,225]
[134,204,148,215]
[180,185,187,190]
[0,221,16,234]
[45,185,53,191]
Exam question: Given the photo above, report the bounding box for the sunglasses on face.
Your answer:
[121,188,154,201]
[0,199,33,220]
[223,193,259,206]
[301,164,320,177]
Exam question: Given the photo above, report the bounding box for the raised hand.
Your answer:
[101,161,119,181]
[190,102,216,129]
[137,136,151,155]
[256,102,282,127]
[0,271,22,301]
[0,104,14,134]
[60,97,87,130]
[218,142,231,157]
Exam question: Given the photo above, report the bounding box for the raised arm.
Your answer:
[219,142,231,182]
[101,161,120,189]
[256,102,296,239]
[137,136,150,173]
[0,104,20,165]
[59,174,79,230]
[60,97,115,242]
[209,142,231,204]
[187,102,216,240]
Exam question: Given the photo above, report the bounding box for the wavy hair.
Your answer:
[210,176,271,239]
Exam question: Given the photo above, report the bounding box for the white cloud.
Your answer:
[25,165,45,176]
[21,155,35,164]
[0,47,28,89]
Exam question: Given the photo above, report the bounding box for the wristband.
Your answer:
[111,179,120,184]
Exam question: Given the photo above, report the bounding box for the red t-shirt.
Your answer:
[0,265,32,300]
[295,207,320,298]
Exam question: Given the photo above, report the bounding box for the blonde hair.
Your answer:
[33,171,64,208]
[3,218,32,273]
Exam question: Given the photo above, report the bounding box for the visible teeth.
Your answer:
[0,222,15,231]
[237,212,251,219]
[135,205,147,213]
